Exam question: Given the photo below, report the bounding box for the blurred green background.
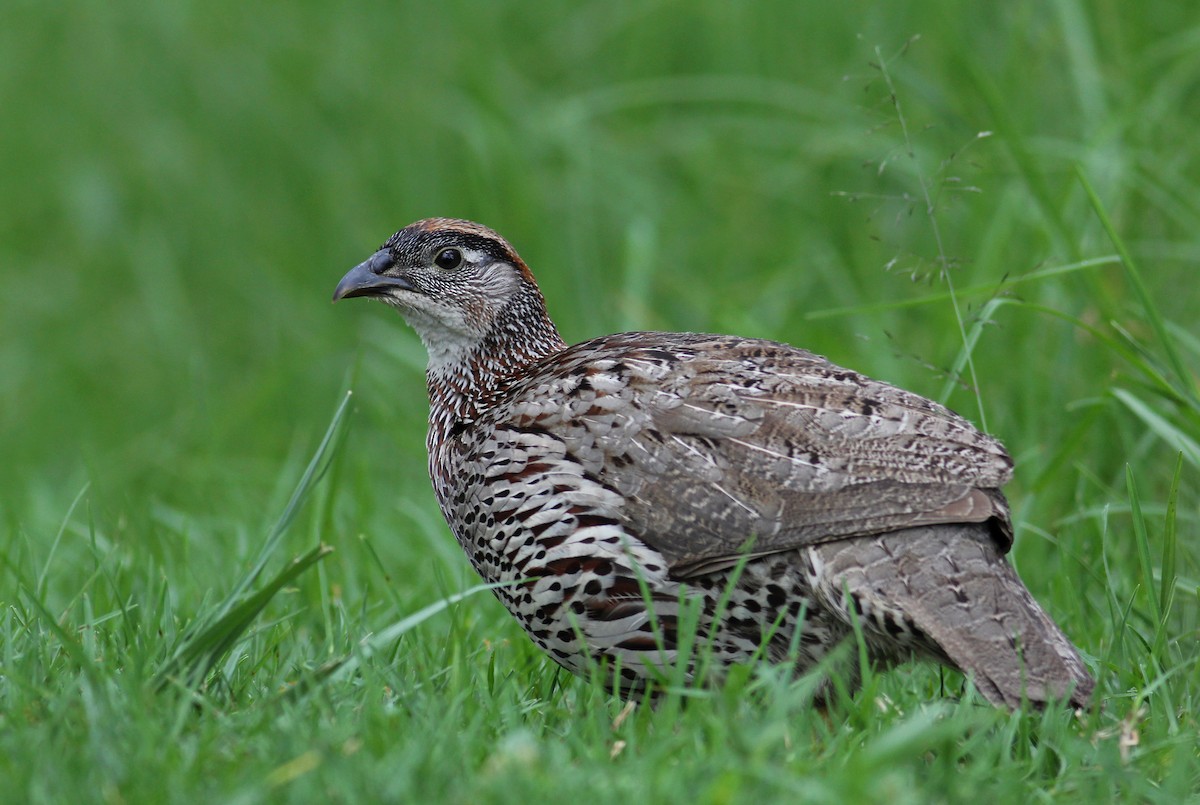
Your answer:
[5,1,1195,580]
[2,1,1199,801]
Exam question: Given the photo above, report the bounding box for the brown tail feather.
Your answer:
[813,524,1094,709]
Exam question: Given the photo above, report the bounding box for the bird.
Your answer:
[333,217,1094,709]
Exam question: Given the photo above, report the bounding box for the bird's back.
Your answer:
[443,330,1015,571]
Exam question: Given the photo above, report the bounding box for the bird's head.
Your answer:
[334,218,556,368]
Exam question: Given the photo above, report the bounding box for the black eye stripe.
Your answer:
[434,248,464,270]
[440,233,513,263]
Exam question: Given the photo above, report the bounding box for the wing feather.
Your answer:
[504,332,1014,576]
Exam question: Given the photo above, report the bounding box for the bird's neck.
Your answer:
[425,286,567,428]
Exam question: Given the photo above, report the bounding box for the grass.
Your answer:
[2,1,1200,801]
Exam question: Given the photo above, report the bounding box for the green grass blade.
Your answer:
[937,296,1013,417]
[154,544,332,691]
[1157,453,1181,656]
[18,585,98,680]
[35,483,90,601]
[228,390,354,608]
[1077,166,1198,405]
[153,392,353,692]
[1125,466,1162,633]
[1166,320,1200,359]
[1112,388,1200,469]
[965,59,1081,264]
[299,580,510,690]
[1011,304,1185,403]
[804,256,1120,321]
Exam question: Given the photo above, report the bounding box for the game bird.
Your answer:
[334,218,1094,709]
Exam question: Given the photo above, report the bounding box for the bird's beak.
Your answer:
[332,250,416,302]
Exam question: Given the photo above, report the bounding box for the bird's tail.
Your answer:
[813,524,1094,709]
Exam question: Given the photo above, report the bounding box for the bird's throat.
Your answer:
[424,285,567,430]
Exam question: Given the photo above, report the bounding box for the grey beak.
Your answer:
[332,250,415,301]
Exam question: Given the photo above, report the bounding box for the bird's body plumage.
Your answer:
[335,218,1093,708]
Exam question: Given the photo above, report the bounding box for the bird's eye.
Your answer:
[434,248,463,270]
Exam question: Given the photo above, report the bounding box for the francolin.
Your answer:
[334,218,1093,709]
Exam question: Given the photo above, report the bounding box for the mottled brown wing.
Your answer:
[510,332,1014,578]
